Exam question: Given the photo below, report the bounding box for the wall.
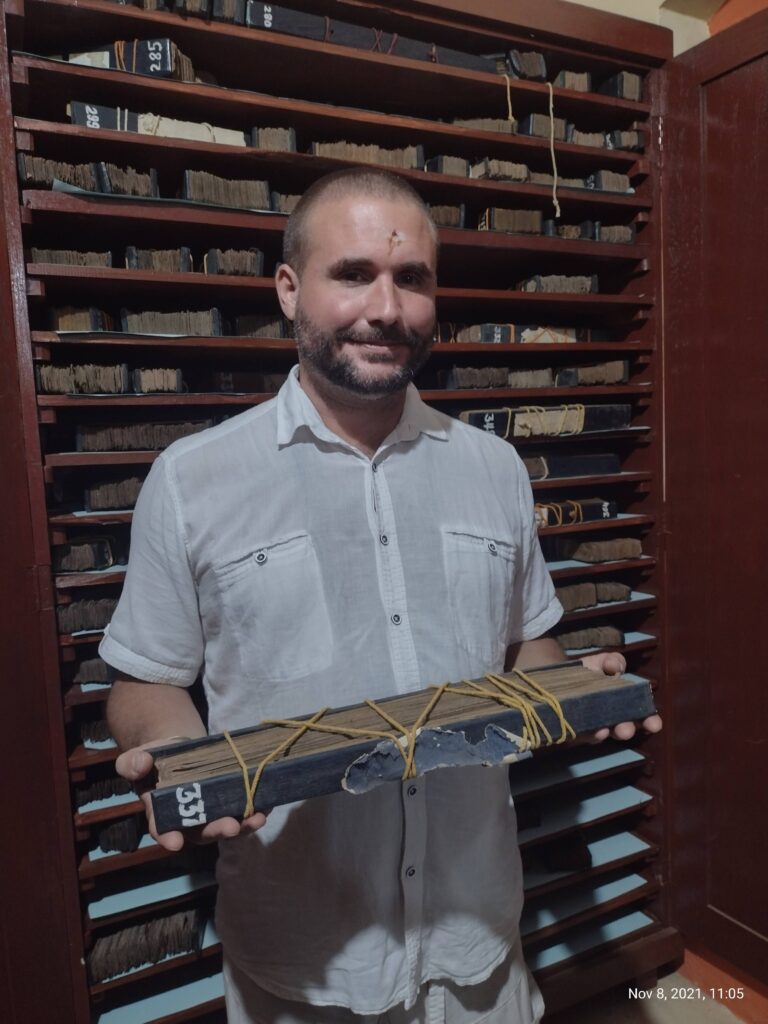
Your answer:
[710,0,768,33]
[559,0,718,53]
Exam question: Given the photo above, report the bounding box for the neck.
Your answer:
[297,362,408,457]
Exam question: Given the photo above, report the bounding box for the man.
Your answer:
[104,168,660,1023]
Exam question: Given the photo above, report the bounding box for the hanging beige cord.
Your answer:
[547,81,562,218]
[502,73,515,126]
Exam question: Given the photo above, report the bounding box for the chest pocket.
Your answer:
[213,533,333,684]
[441,528,517,666]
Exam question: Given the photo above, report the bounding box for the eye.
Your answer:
[397,268,428,289]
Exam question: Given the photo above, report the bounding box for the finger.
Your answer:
[589,727,610,744]
[602,653,627,676]
[115,747,154,781]
[240,812,268,833]
[188,814,268,844]
[185,817,247,845]
[140,793,185,851]
[642,714,663,734]
[611,721,636,741]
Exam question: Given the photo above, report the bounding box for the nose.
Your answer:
[364,274,400,327]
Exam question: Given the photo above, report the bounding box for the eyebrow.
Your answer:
[327,257,435,282]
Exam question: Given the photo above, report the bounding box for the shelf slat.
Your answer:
[13,55,646,171]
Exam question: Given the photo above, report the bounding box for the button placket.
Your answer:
[401,780,427,1003]
[365,455,425,1004]
[366,459,420,691]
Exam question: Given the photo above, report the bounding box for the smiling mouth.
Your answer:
[341,335,411,350]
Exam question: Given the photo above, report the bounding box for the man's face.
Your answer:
[278,193,438,398]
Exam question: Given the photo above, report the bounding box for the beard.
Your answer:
[293,305,434,398]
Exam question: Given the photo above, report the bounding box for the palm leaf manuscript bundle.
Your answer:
[150,663,655,831]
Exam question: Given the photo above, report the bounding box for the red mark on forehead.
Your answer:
[388,229,403,252]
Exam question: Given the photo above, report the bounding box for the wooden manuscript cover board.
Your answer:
[149,663,655,832]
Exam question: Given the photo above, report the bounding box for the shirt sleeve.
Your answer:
[99,455,204,685]
[507,452,563,644]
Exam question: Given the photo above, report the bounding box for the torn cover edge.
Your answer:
[342,724,532,795]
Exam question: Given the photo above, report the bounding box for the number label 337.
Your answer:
[176,783,207,826]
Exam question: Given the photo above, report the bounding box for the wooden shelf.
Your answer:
[65,684,112,707]
[45,451,159,468]
[37,384,651,410]
[89,937,221,996]
[547,556,656,580]
[534,924,684,1014]
[26,264,652,314]
[511,427,651,446]
[511,747,647,802]
[16,1,653,129]
[50,509,135,525]
[522,877,659,946]
[532,471,652,491]
[20,170,649,245]
[13,56,646,173]
[84,881,217,933]
[32,331,654,356]
[59,630,104,647]
[75,800,144,829]
[518,786,654,850]
[69,743,118,769]
[27,264,277,300]
[525,833,659,901]
[560,592,656,621]
[564,632,658,658]
[38,392,275,409]
[539,514,653,537]
[79,842,172,881]
[56,568,127,590]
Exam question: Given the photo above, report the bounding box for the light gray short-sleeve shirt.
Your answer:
[100,366,562,1014]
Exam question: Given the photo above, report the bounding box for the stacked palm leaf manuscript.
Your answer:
[150,662,655,831]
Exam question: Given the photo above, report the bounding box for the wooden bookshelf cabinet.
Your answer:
[4,1,766,1021]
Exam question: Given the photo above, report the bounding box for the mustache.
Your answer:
[334,326,422,348]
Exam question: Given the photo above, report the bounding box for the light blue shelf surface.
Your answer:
[521,872,649,935]
[524,831,652,891]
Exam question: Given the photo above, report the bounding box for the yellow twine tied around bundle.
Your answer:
[515,404,586,437]
[114,40,140,74]
[223,668,575,819]
[535,499,584,528]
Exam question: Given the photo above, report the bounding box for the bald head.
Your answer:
[282,168,438,275]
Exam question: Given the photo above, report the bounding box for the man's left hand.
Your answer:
[580,651,663,742]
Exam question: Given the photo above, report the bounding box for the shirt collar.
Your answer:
[276,365,448,451]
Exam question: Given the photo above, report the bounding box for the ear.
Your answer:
[275,262,300,321]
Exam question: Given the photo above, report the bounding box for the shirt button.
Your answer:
[407,785,417,797]
[391,613,401,625]
[487,540,498,554]
[372,463,378,473]
[254,550,268,565]
[406,866,416,878]
[380,534,389,545]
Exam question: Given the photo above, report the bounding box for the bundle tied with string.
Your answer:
[149,663,656,832]
[226,669,575,819]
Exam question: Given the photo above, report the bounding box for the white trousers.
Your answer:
[223,946,545,1024]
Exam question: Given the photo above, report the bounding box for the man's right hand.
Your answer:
[115,743,268,852]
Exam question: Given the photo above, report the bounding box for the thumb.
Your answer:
[115,747,154,782]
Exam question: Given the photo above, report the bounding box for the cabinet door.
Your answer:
[663,12,768,986]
